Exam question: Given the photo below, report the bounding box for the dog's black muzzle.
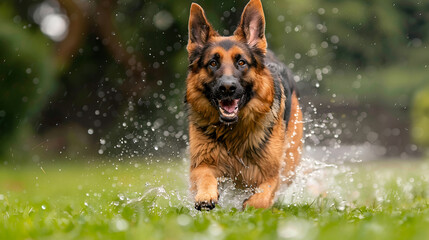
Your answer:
[214,76,244,123]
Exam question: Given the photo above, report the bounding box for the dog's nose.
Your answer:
[219,76,237,95]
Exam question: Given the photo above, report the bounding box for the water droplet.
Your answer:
[111,218,129,232]
[177,214,191,226]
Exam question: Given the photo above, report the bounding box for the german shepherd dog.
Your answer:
[185,0,303,210]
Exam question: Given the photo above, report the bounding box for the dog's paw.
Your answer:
[195,200,217,211]
[194,192,218,211]
[243,193,272,209]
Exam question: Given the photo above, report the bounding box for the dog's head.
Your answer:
[186,0,268,124]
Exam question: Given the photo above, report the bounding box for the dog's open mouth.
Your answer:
[218,98,240,122]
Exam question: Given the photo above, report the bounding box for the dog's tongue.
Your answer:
[220,99,239,113]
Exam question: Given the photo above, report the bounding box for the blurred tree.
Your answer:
[0,3,56,156]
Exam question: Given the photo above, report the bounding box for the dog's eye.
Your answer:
[238,60,246,67]
[209,60,218,68]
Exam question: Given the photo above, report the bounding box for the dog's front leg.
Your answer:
[243,177,279,209]
[190,164,219,211]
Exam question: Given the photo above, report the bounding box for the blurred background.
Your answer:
[1,0,428,165]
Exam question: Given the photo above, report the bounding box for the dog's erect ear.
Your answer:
[187,3,217,53]
[234,0,267,53]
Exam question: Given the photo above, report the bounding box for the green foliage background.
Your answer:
[0,0,428,158]
[0,3,56,156]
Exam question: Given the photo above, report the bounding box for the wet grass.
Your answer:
[1,159,429,239]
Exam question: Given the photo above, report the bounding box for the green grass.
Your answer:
[1,159,429,239]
